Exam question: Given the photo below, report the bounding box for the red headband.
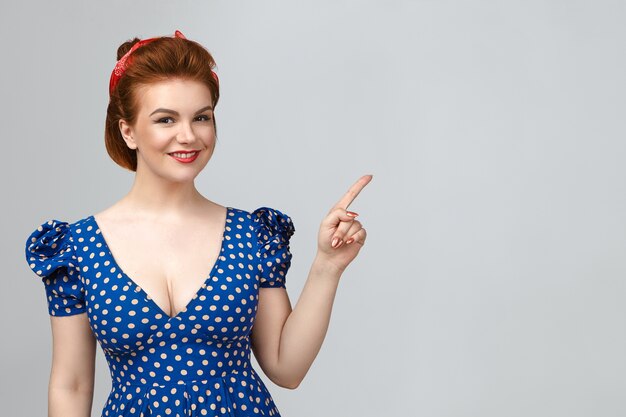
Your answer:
[108,30,219,95]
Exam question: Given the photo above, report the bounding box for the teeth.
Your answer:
[171,152,197,158]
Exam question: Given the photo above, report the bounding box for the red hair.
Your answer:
[105,36,220,172]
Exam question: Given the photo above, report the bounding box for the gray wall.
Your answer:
[2,1,625,416]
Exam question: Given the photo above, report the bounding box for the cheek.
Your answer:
[201,127,217,143]
[142,127,173,149]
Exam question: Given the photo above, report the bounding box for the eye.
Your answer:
[157,117,175,124]
[195,114,212,122]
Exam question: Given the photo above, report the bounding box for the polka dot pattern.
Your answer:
[24,206,295,416]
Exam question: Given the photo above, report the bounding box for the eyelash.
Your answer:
[156,115,212,124]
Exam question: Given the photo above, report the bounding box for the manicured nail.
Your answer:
[332,237,339,247]
[346,211,359,217]
[345,237,355,244]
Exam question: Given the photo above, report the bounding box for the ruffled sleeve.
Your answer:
[252,207,296,288]
[24,219,86,316]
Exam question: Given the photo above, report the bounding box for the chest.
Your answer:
[91,214,228,319]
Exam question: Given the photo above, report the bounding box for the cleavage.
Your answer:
[94,210,227,318]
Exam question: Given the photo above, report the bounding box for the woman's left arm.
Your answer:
[251,175,372,389]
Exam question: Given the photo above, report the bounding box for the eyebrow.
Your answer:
[149,105,213,117]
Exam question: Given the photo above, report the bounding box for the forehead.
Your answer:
[135,78,213,110]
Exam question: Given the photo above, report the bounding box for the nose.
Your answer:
[176,120,197,143]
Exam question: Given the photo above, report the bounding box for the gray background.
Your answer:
[2,1,625,416]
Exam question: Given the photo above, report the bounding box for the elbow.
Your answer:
[263,356,305,389]
[49,374,95,394]
[272,375,302,390]
[277,380,301,390]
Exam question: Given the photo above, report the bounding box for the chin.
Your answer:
[167,175,200,184]
[159,167,203,182]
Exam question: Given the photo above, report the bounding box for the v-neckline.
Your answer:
[87,206,231,321]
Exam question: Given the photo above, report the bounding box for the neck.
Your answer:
[120,167,208,222]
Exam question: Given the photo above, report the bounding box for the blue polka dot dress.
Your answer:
[24,206,295,417]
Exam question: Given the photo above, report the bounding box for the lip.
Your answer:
[168,149,201,154]
[168,150,200,163]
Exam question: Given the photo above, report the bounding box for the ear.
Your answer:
[118,119,137,150]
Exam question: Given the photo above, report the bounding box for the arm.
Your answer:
[251,255,342,389]
[25,219,97,415]
[251,175,372,389]
[48,313,96,417]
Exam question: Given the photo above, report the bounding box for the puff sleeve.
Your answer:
[252,207,295,288]
[24,219,86,317]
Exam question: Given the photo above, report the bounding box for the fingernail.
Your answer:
[345,237,354,244]
[346,211,359,217]
[332,237,339,247]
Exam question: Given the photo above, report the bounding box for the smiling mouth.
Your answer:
[168,151,199,158]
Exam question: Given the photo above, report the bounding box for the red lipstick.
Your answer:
[168,150,200,163]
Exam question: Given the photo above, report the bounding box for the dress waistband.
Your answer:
[115,369,241,389]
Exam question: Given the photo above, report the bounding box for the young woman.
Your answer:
[24,30,371,417]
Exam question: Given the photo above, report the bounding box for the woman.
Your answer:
[24,30,371,417]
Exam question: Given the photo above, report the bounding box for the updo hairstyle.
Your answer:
[105,36,220,172]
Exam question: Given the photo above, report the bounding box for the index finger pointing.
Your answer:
[333,174,373,210]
